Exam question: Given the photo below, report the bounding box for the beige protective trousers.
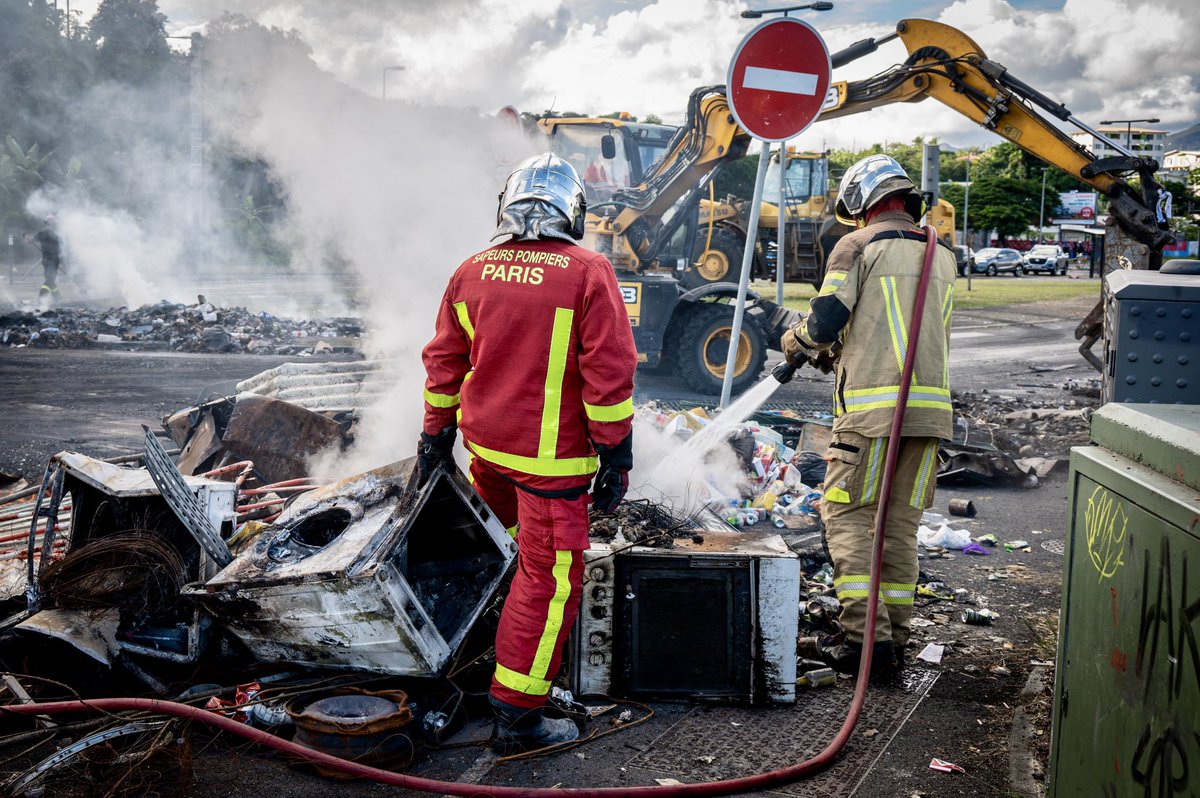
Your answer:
[821,430,939,647]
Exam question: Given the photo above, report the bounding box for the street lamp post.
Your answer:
[740,1,834,17]
[1098,117,1160,156]
[1038,167,1048,244]
[382,65,405,100]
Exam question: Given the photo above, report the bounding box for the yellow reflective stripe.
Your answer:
[942,284,954,327]
[506,524,519,539]
[465,440,597,477]
[584,397,634,422]
[493,663,551,696]
[453,301,475,340]
[861,437,885,506]
[423,388,460,408]
[834,575,870,599]
[539,308,574,459]
[882,593,915,606]
[825,486,851,503]
[842,385,951,414]
[818,272,846,296]
[910,441,938,508]
[880,276,908,372]
[530,550,574,680]
[942,284,954,389]
[880,581,916,591]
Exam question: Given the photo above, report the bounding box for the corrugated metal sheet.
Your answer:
[234,360,397,412]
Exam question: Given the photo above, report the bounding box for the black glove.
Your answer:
[592,432,633,513]
[417,425,457,488]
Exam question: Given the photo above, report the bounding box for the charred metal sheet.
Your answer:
[143,427,233,567]
[192,457,516,676]
[15,608,120,666]
[176,412,221,476]
[220,394,345,483]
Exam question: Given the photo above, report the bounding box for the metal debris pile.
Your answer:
[588,498,696,546]
[0,298,362,355]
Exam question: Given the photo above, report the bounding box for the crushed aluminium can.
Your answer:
[962,608,996,625]
[797,667,838,688]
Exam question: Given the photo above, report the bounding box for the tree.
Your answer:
[644,114,663,125]
[89,0,170,84]
[712,153,759,200]
[942,177,1049,243]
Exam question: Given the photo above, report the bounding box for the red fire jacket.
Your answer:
[422,238,637,490]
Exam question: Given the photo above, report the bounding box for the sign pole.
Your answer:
[721,15,830,404]
[776,142,787,306]
[720,150,772,408]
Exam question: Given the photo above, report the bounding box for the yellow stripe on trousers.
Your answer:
[494,550,574,696]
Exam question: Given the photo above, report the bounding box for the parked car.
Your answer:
[953,245,975,277]
[972,247,1024,276]
[1022,244,1069,275]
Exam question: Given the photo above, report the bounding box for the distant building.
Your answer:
[1072,126,1169,161]
[1161,150,1200,189]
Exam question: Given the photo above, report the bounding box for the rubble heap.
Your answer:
[0,299,362,355]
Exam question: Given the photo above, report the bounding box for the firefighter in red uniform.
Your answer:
[419,152,638,753]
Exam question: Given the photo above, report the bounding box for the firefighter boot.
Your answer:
[821,640,899,678]
[489,695,579,755]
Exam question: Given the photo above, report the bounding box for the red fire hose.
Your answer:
[1,230,941,797]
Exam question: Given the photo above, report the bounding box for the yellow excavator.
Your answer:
[540,19,1170,391]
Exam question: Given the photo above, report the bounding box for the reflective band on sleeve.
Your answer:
[423,389,460,408]
[493,663,551,696]
[453,301,475,341]
[825,486,851,504]
[539,308,575,459]
[465,440,598,477]
[529,550,574,680]
[909,440,938,508]
[834,574,870,599]
[860,437,886,506]
[818,272,846,296]
[584,397,634,422]
[880,275,909,373]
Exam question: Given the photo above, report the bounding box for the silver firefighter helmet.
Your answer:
[834,154,920,224]
[496,152,586,240]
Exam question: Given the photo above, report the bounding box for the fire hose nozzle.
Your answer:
[772,360,798,384]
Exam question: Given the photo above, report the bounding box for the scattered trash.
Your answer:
[962,608,996,626]
[862,728,879,738]
[991,665,1012,677]
[796,667,837,688]
[0,299,362,355]
[917,523,971,550]
[947,498,976,517]
[1004,540,1031,552]
[975,534,999,547]
[916,643,945,664]
[929,757,966,773]
[961,542,991,556]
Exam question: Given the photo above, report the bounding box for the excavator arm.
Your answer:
[822,19,1171,254]
[588,86,751,270]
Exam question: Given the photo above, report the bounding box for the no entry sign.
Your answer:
[727,17,831,142]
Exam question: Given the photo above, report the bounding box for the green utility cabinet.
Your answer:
[1049,403,1200,796]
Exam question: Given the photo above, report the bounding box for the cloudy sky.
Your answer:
[70,0,1198,150]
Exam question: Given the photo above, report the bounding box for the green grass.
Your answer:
[751,274,1100,312]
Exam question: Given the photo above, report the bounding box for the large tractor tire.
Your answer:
[669,302,767,395]
[683,227,747,290]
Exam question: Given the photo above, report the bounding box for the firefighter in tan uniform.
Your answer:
[782,155,956,675]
